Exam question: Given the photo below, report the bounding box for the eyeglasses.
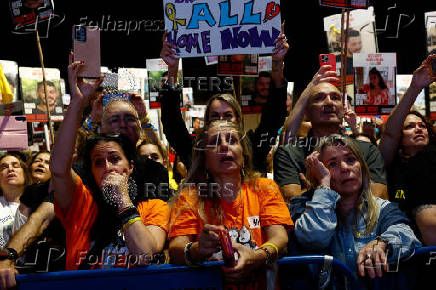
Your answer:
[105,114,139,126]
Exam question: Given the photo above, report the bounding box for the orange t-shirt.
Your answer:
[55,175,170,270]
[169,178,293,288]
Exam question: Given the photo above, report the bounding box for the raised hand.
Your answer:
[410,54,436,91]
[160,32,179,71]
[306,151,331,188]
[68,51,103,107]
[272,22,290,63]
[130,93,147,121]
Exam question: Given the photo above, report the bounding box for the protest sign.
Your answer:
[0,61,19,103]
[8,0,54,30]
[145,58,182,109]
[353,53,396,115]
[425,11,436,119]
[323,7,377,85]
[319,0,369,9]
[397,75,425,116]
[218,54,259,76]
[163,0,281,57]
[19,67,63,122]
[0,116,28,151]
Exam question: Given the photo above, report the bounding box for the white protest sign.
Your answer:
[163,0,281,57]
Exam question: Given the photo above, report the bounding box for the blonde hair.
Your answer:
[306,134,379,235]
[170,120,260,225]
[101,99,141,136]
[204,94,243,127]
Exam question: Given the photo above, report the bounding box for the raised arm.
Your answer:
[160,32,194,168]
[50,53,102,211]
[271,23,289,87]
[281,66,338,145]
[379,54,436,167]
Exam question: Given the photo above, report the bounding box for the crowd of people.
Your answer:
[0,25,435,289]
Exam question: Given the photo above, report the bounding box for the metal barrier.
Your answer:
[16,255,359,290]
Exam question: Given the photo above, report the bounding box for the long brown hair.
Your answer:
[305,134,379,235]
[170,120,260,225]
[204,94,243,127]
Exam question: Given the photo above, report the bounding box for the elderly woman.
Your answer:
[0,153,31,248]
[169,120,292,288]
[290,135,421,283]
[379,54,436,245]
[50,56,169,270]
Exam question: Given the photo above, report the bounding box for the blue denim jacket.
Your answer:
[290,188,421,273]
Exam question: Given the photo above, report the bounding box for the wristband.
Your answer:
[122,217,142,230]
[117,206,140,227]
[0,248,18,261]
[261,242,279,264]
[257,247,272,265]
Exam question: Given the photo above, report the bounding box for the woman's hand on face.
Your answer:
[198,224,222,260]
[411,54,436,91]
[222,242,261,283]
[101,171,132,210]
[306,151,331,188]
[357,239,389,279]
[68,51,103,107]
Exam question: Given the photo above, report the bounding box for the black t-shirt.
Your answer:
[403,143,436,212]
[19,181,66,273]
[387,154,414,216]
[273,135,387,187]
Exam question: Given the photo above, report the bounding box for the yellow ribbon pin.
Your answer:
[166,3,186,30]
[330,24,341,36]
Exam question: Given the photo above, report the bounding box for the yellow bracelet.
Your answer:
[261,242,279,259]
[122,217,142,230]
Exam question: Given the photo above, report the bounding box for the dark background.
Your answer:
[1,0,435,101]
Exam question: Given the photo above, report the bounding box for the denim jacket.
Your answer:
[290,188,421,273]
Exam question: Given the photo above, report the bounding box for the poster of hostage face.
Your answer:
[0,60,19,102]
[145,58,182,109]
[353,53,396,115]
[425,11,436,119]
[323,7,377,85]
[19,67,63,122]
[239,56,271,114]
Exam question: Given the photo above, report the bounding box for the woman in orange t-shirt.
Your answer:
[169,120,293,288]
[51,57,169,270]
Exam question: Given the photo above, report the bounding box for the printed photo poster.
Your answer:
[19,67,63,122]
[182,87,194,108]
[217,54,259,76]
[163,0,281,58]
[0,60,19,102]
[425,11,436,119]
[118,68,148,97]
[145,58,182,109]
[319,0,369,9]
[324,7,377,85]
[204,56,219,66]
[8,0,54,30]
[185,105,206,134]
[240,56,271,114]
[353,53,397,115]
[396,75,425,116]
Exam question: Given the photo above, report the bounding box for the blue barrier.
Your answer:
[16,255,359,290]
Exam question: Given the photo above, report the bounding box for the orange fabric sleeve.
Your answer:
[255,178,294,228]
[137,199,170,232]
[54,175,98,270]
[168,188,202,239]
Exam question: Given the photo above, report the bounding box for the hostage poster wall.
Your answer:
[353,53,396,115]
[19,67,63,122]
[163,0,281,58]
